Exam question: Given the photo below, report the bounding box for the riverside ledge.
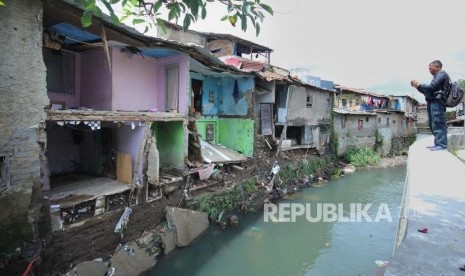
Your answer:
[386,135,465,275]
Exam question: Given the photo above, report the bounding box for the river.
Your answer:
[149,165,406,276]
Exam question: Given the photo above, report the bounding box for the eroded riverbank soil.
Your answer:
[40,191,182,275]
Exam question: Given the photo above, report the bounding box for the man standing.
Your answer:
[411,60,449,151]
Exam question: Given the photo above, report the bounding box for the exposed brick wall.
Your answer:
[0,0,49,252]
[206,39,234,57]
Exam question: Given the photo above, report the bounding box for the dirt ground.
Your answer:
[39,190,182,275]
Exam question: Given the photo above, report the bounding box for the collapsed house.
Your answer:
[41,0,257,230]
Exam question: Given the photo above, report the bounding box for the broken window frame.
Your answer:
[306,93,313,108]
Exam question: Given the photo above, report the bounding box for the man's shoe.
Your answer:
[430,146,447,151]
[426,145,436,149]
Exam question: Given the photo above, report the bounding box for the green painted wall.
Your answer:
[196,118,219,144]
[152,121,185,169]
[196,118,254,157]
[218,119,254,156]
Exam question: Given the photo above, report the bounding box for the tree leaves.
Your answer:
[0,1,5,7]
[79,0,273,36]
[81,11,92,28]
[259,3,273,15]
[218,0,273,36]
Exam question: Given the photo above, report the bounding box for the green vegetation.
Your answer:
[344,147,381,167]
[242,179,258,194]
[278,157,332,182]
[145,235,161,256]
[332,167,343,178]
[195,188,240,219]
[374,130,384,154]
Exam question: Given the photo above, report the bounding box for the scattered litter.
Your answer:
[375,260,389,268]
[190,164,215,181]
[114,207,132,234]
[231,165,244,171]
[418,228,428,233]
[106,267,115,276]
[264,138,272,149]
[271,164,280,174]
[229,214,239,226]
[217,210,224,223]
[123,245,135,256]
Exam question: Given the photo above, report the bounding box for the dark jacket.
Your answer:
[417,70,450,102]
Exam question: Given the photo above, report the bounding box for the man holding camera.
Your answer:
[411,60,449,151]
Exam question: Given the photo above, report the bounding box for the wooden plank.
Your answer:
[116,153,132,184]
[46,110,185,122]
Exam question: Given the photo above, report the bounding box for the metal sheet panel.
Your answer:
[200,140,247,163]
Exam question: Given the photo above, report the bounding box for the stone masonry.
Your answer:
[0,0,49,252]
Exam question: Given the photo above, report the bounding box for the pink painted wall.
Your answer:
[115,125,145,180]
[112,49,159,111]
[47,54,81,109]
[156,54,189,114]
[80,49,112,110]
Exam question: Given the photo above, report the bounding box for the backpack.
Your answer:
[444,80,464,108]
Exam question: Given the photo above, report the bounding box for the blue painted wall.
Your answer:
[201,76,254,116]
[220,77,254,116]
[202,77,221,116]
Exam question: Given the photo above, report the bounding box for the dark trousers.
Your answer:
[427,99,448,148]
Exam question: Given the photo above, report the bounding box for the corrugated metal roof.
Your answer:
[335,85,390,99]
[333,109,377,116]
[200,140,247,163]
[220,56,265,72]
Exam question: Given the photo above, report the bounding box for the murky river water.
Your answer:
[149,165,406,276]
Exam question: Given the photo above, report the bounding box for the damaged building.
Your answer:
[39,0,261,231]
[334,86,418,156]
[254,66,334,153]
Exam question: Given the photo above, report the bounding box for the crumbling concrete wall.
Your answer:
[286,85,332,126]
[0,0,49,252]
[165,207,209,247]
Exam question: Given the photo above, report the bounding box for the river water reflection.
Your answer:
[150,165,406,276]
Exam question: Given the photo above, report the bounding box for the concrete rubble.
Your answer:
[110,242,157,276]
[165,207,209,247]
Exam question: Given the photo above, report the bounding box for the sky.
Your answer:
[185,0,465,100]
